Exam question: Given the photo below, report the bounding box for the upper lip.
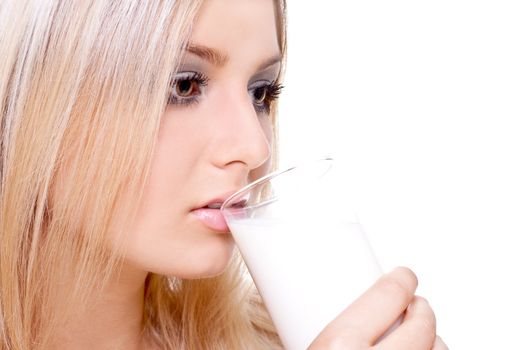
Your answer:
[193,190,245,210]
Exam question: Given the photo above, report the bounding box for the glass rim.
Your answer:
[220,157,334,212]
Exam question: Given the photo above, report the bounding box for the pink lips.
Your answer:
[191,191,249,232]
[190,192,238,233]
[191,207,229,232]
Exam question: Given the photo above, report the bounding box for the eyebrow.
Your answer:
[186,44,229,67]
[185,44,282,71]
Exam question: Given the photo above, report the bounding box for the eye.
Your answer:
[168,72,208,106]
[249,80,284,114]
[175,79,198,97]
[252,86,268,105]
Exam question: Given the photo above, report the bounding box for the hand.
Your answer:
[308,267,448,350]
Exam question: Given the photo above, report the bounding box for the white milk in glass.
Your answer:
[228,218,382,350]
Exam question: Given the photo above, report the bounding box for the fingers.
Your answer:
[310,267,418,348]
[376,296,436,350]
[432,335,449,350]
[355,267,418,343]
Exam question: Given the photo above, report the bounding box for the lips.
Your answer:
[191,207,229,232]
[190,191,246,233]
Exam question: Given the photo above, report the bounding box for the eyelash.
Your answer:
[250,81,284,114]
[167,72,283,114]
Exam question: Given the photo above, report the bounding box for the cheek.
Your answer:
[261,116,274,146]
[123,121,192,243]
[248,116,274,181]
[113,114,236,277]
[139,113,202,216]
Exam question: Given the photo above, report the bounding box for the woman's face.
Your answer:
[122,0,281,278]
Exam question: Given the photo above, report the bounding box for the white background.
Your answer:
[279,1,525,348]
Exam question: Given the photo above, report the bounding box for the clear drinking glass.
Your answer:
[221,158,384,350]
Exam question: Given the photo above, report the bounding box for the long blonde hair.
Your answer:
[0,1,286,349]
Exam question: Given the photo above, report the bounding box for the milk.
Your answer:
[228,218,382,350]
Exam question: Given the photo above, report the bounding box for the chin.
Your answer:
[186,264,230,279]
[163,256,233,280]
[185,244,236,279]
[152,238,236,279]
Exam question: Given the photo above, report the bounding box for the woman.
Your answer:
[0,0,446,349]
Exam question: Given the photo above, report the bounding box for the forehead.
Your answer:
[190,0,280,60]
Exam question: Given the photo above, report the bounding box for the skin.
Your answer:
[57,0,277,348]
[308,267,448,350]
[55,1,447,349]
[120,0,279,280]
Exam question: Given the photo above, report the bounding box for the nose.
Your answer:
[210,85,272,171]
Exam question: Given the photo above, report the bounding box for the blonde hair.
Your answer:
[0,0,286,349]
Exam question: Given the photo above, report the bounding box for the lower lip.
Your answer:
[191,208,230,232]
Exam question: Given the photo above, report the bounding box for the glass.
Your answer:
[221,158,384,350]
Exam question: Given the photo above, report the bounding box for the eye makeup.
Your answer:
[167,71,209,106]
[249,79,283,114]
[167,53,283,114]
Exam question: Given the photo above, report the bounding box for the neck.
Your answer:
[52,264,150,350]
